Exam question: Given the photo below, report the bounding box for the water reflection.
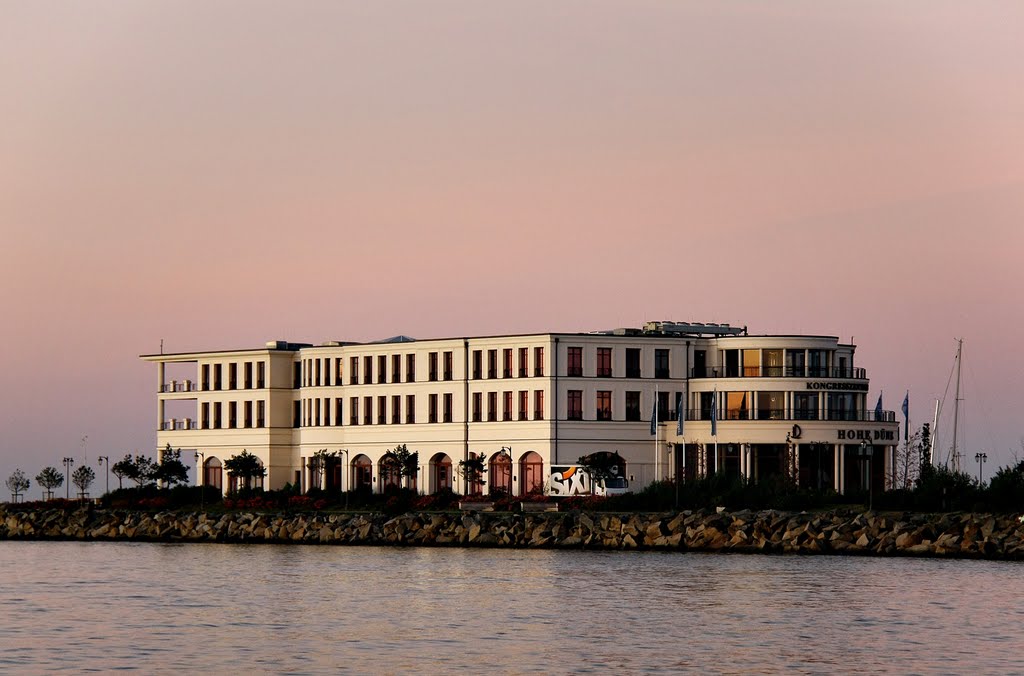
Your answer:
[0,542,1021,673]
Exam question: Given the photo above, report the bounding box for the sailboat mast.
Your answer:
[930,398,940,466]
[950,338,963,472]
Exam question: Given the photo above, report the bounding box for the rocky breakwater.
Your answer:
[1,506,1023,559]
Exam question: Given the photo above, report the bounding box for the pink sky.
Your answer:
[2,3,1022,489]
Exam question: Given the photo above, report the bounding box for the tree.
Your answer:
[578,451,625,495]
[71,465,96,498]
[6,469,30,502]
[890,430,922,491]
[111,454,136,489]
[35,467,64,500]
[456,453,487,496]
[224,450,266,493]
[307,449,338,491]
[391,444,419,488]
[155,444,189,487]
[132,456,158,488]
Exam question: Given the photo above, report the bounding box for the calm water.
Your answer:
[0,542,1021,674]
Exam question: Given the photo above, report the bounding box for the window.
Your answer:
[503,349,513,378]
[244,362,252,389]
[786,349,805,378]
[350,357,359,385]
[406,394,416,423]
[596,391,612,420]
[657,391,669,421]
[229,363,237,390]
[534,390,544,420]
[429,393,438,423]
[443,351,453,381]
[472,350,482,379]
[244,401,252,428]
[292,362,301,388]
[503,391,512,421]
[488,350,497,379]
[335,358,344,385]
[364,356,373,385]
[312,359,319,386]
[808,350,826,378]
[392,354,402,383]
[378,355,387,384]
[428,352,438,381]
[597,348,612,377]
[567,390,583,420]
[473,392,482,422]
[487,392,497,421]
[794,392,819,420]
[827,393,855,421]
[534,347,544,376]
[518,347,528,377]
[333,398,342,427]
[567,347,583,377]
[291,401,299,428]
[654,349,670,379]
[518,390,528,421]
[201,402,210,429]
[700,392,715,420]
[726,392,749,420]
[257,361,266,388]
[625,349,641,378]
[392,395,401,424]
[757,391,785,420]
[378,395,386,424]
[406,354,416,382]
[201,364,210,391]
[214,364,222,390]
[443,393,453,423]
[625,391,641,421]
[228,402,237,428]
[764,350,783,377]
[363,396,372,425]
[743,349,760,377]
[350,397,359,425]
[258,400,266,428]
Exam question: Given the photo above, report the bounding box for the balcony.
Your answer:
[160,380,198,393]
[566,367,583,377]
[160,419,198,431]
[690,366,868,379]
[683,408,896,423]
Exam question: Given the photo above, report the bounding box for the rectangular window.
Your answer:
[625,391,641,421]
[228,401,237,428]
[518,390,528,421]
[350,397,359,425]
[567,347,583,377]
[229,363,237,390]
[534,347,544,377]
[378,395,386,424]
[567,390,583,420]
[794,392,819,420]
[378,355,387,384]
[214,364,223,390]
[488,350,498,379]
[503,391,512,420]
[655,349,670,379]
[314,398,321,426]
[201,402,210,429]
[392,354,402,383]
[429,352,439,381]
[726,391,749,420]
[312,359,319,387]
[257,400,266,428]
[657,391,670,421]
[201,364,210,391]
[473,392,482,422]
[214,402,224,428]
[350,357,359,385]
[335,358,344,385]
[293,362,301,388]
[487,392,497,421]
[472,350,482,379]
[827,393,855,421]
[244,362,253,389]
[764,349,783,377]
[758,391,786,420]
[625,349,641,378]
[518,347,529,377]
[363,396,373,425]
[743,349,760,377]
[597,348,612,377]
[503,349,513,378]
[364,356,373,385]
[257,361,266,388]
[808,350,826,378]
[443,393,453,423]
[429,393,438,423]
[406,354,416,382]
[244,401,252,428]
[392,395,401,424]
[443,351,453,381]
[534,390,544,420]
[700,392,715,421]
[291,401,299,428]
[596,391,612,420]
[406,394,416,423]
[333,398,342,426]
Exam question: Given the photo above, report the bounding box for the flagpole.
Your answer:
[655,385,659,482]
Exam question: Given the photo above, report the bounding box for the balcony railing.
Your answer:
[566,367,583,377]
[684,408,896,423]
[160,380,198,393]
[160,419,198,431]
[690,366,867,379]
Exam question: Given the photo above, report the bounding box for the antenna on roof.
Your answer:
[160,339,164,354]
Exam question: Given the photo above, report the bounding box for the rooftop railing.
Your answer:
[690,366,867,379]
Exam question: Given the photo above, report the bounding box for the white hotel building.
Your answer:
[142,321,899,497]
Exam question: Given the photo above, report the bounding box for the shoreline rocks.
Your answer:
[1,506,1022,559]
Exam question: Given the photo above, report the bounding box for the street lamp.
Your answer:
[858,441,873,511]
[975,452,988,484]
[499,446,513,496]
[195,451,205,510]
[97,456,109,496]
[62,457,74,499]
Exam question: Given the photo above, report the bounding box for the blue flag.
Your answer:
[874,393,883,420]
[676,393,684,437]
[902,391,909,442]
[710,388,718,436]
[650,395,657,435]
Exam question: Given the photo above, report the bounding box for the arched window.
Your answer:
[489,452,513,497]
[429,453,452,494]
[379,454,401,491]
[352,454,372,492]
[204,457,223,491]
[519,451,544,495]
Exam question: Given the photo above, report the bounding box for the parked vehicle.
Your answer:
[545,465,630,497]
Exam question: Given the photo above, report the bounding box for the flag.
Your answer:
[650,395,657,435]
[676,393,684,437]
[710,388,718,436]
[874,393,883,420]
[902,391,909,442]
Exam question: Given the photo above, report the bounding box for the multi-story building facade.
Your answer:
[141,321,899,497]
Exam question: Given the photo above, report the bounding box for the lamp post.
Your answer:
[97,456,109,496]
[858,441,873,511]
[195,451,205,510]
[339,449,349,511]
[499,446,513,496]
[975,452,988,484]
[62,457,74,499]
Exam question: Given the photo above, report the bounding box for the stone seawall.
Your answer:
[2,506,1023,559]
